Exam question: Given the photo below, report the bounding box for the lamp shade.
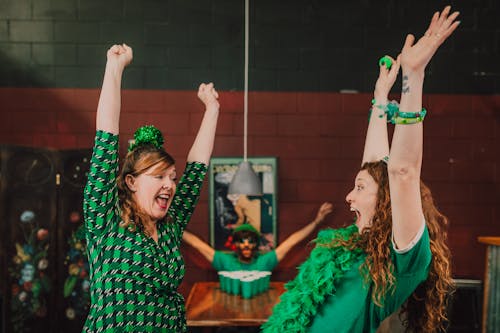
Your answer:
[227,161,263,195]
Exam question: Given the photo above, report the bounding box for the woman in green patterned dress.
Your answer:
[83,44,219,332]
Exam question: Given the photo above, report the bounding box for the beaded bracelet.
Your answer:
[392,108,427,124]
[370,99,427,125]
[370,99,398,122]
[394,108,427,119]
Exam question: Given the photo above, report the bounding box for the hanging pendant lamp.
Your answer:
[227,0,262,196]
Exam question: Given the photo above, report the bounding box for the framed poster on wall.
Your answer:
[209,157,278,252]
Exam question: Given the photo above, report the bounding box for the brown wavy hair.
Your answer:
[342,161,453,332]
[116,144,175,234]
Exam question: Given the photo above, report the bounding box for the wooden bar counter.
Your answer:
[186,282,285,327]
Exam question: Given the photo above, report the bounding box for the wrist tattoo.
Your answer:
[402,75,410,94]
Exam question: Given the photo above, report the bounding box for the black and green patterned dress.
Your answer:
[83,130,207,332]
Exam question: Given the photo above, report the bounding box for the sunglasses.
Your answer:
[234,237,257,245]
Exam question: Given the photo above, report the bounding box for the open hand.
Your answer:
[106,44,133,69]
[314,202,334,224]
[197,82,220,109]
[401,6,460,73]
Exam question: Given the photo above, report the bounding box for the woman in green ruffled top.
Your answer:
[83,44,219,332]
[263,6,459,333]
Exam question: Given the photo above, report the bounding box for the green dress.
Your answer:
[212,250,278,272]
[83,130,207,332]
[307,226,431,332]
[262,224,431,333]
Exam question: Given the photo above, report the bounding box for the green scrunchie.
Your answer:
[128,125,165,152]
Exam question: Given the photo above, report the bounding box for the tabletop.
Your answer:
[185,281,285,327]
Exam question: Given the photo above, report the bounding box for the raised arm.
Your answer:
[275,202,333,262]
[182,230,215,263]
[187,83,220,164]
[389,6,459,249]
[96,44,133,134]
[361,55,400,165]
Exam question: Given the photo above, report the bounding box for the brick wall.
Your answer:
[1,87,498,297]
[0,0,499,93]
[0,0,498,299]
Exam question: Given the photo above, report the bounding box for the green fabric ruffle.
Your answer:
[262,224,364,333]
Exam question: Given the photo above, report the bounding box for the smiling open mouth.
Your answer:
[156,194,170,209]
[350,207,360,221]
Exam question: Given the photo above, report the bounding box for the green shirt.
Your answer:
[308,226,431,333]
[83,130,207,332]
[212,250,278,272]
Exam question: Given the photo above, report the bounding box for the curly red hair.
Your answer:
[343,161,453,332]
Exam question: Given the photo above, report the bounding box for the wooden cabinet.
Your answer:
[0,146,91,333]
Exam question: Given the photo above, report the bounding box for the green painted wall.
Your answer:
[0,0,498,93]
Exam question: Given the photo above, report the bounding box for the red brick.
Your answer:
[0,88,50,109]
[163,91,201,114]
[76,133,94,148]
[339,137,365,159]
[161,135,193,157]
[252,136,342,159]
[0,88,77,111]
[453,117,495,138]
[120,112,190,135]
[201,113,234,136]
[54,134,78,148]
[34,134,58,147]
[250,91,297,114]
[278,158,321,180]
[277,203,315,228]
[44,88,78,108]
[218,91,243,113]
[341,93,372,115]
[423,138,473,161]
[10,111,57,133]
[442,204,494,227]
[319,159,358,181]
[72,89,100,111]
[0,134,34,146]
[297,92,341,114]
[468,183,500,205]
[471,95,500,117]
[277,114,322,136]
[448,224,496,278]
[251,137,291,157]
[121,89,165,113]
[428,182,469,205]
[246,114,278,136]
[56,110,95,133]
[296,180,337,201]
[421,161,453,182]
[472,138,498,161]
[320,114,366,137]
[427,94,473,116]
[278,180,298,202]
[424,116,453,137]
[211,136,242,156]
[0,111,12,133]
[451,160,496,183]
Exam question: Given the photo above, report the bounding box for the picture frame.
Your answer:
[209,157,278,252]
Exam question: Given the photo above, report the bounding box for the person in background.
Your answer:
[263,6,458,333]
[182,202,333,272]
[83,43,219,332]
